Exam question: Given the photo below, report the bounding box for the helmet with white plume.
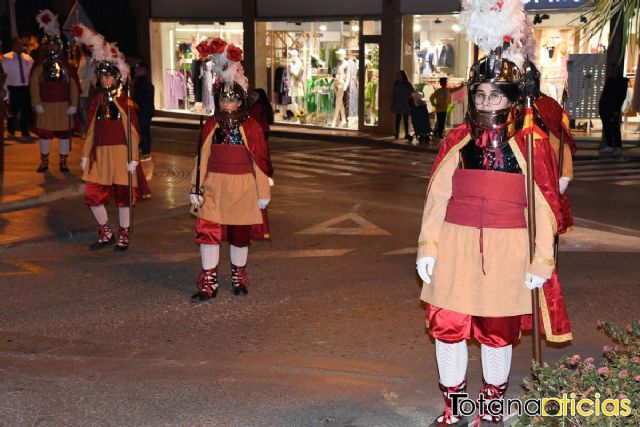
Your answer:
[71,23,130,86]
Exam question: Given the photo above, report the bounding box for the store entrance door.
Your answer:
[359,35,381,131]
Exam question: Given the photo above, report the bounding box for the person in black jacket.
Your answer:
[391,70,414,141]
[599,63,629,157]
[133,62,155,157]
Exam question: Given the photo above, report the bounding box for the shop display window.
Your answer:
[257,21,362,129]
[153,21,243,114]
[404,15,471,127]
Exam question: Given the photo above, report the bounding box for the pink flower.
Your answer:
[570,354,581,364]
[632,357,640,363]
[634,375,640,381]
[603,345,611,352]
[596,320,604,327]
[618,370,628,379]
[598,367,610,375]
[619,394,627,400]
[581,386,595,398]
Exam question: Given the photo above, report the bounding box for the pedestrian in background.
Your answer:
[391,70,414,141]
[429,77,464,139]
[1,38,34,140]
[248,88,274,142]
[599,63,629,158]
[133,62,155,158]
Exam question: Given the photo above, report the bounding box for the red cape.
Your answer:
[534,94,576,155]
[429,124,572,343]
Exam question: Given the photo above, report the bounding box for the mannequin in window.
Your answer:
[332,49,350,127]
[287,49,305,118]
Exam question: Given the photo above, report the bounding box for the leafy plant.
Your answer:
[514,320,640,426]
[578,0,640,61]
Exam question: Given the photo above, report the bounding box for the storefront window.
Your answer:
[404,15,471,128]
[256,21,361,129]
[364,42,380,126]
[153,21,244,114]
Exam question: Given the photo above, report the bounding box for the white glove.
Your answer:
[80,157,88,171]
[189,193,204,207]
[34,104,44,114]
[525,272,546,290]
[559,177,571,195]
[66,105,77,115]
[127,160,139,172]
[416,256,436,285]
[258,198,270,209]
[268,177,275,187]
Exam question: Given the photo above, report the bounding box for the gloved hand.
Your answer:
[189,193,204,207]
[66,105,77,115]
[258,198,270,209]
[525,272,546,290]
[559,177,571,195]
[80,157,88,171]
[34,104,44,114]
[416,256,436,285]
[127,160,139,172]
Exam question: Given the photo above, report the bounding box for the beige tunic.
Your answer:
[81,101,140,187]
[417,138,556,317]
[191,124,270,225]
[30,63,79,132]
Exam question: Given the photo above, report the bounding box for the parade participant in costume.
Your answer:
[30,10,80,173]
[190,38,273,301]
[72,24,150,251]
[416,2,572,426]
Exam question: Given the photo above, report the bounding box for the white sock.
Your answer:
[481,344,512,385]
[118,207,130,229]
[59,138,70,155]
[435,339,468,387]
[230,245,248,266]
[39,139,52,155]
[90,205,108,225]
[200,244,220,270]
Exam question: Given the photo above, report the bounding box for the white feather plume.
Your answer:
[36,9,60,37]
[71,24,130,82]
[459,0,527,53]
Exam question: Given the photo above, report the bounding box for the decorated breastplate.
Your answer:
[96,90,122,120]
[213,113,245,145]
[459,140,522,174]
[43,60,66,82]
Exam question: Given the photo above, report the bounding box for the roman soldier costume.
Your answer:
[416,2,572,426]
[72,24,150,251]
[189,38,273,301]
[30,10,80,173]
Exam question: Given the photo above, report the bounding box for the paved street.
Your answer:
[1,128,640,426]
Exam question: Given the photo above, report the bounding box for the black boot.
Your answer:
[36,153,49,173]
[474,381,508,426]
[429,379,468,427]
[191,268,219,302]
[59,154,70,173]
[89,224,115,250]
[230,264,249,296]
[113,227,130,252]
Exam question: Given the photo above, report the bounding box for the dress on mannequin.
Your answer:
[287,50,305,116]
[332,50,350,127]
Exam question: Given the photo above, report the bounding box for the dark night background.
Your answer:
[1,0,149,60]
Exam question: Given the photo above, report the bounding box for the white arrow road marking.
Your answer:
[297,213,391,236]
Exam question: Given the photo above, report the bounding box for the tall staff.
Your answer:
[126,79,133,231]
[523,75,542,364]
[193,115,204,213]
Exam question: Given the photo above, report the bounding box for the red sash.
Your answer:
[208,144,253,174]
[39,81,70,102]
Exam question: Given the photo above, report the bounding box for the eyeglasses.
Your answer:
[473,91,505,106]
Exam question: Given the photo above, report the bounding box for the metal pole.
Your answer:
[526,96,542,364]
[193,114,203,213]
[126,79,133,232]
[554,128,565,264]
